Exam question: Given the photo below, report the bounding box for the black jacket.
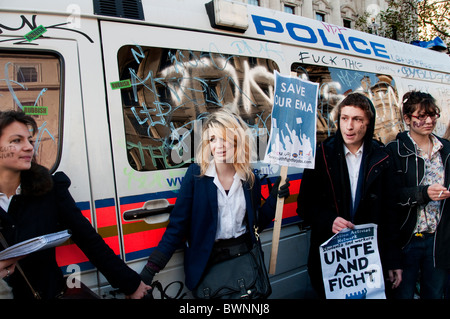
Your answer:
[385,131,450,270]
[0,166,142,299]
[297,110,400,296]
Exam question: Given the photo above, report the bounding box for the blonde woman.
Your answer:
[141,109,289,298]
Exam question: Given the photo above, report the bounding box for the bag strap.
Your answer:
[248,181,261,242]
[150,280,187,299]
[0,231,41,299]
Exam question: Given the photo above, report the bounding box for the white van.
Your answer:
[0,0,448,299]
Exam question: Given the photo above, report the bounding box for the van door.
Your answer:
[0,18,103,290]
[100,21,306,297]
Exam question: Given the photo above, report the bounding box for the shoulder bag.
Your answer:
[193,189,272,299]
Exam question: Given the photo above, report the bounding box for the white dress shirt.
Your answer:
[205,162,247,240]
[344,144,363,206]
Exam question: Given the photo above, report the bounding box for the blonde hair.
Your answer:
[195,109,256,186]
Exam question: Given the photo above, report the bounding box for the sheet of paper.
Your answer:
[0,230,71,261]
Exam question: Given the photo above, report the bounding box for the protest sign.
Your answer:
[320,223,386,299]
[264,71,318,274]
[264,71,318,169]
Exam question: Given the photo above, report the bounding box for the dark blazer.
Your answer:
[385,131,450,270]
[0,170,142,299]
[148,163,277,290]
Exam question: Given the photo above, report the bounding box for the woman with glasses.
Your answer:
[386,91,450,299]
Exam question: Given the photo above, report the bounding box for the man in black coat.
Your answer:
[297,93,402,299]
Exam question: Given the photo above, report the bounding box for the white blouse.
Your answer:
[205,163,247,240]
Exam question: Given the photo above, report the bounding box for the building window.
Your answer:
[248,0,259,6]
[16,65,39,82]
[343,19,351,28]
[284,5,295,14]
[316,12,325,21]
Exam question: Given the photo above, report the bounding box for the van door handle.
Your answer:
[123,199,173,223]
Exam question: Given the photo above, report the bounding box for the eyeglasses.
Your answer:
[410,113,440,121]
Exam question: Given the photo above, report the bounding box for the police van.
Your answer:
[0,0,448,299]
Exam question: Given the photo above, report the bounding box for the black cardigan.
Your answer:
[0,169,141,299]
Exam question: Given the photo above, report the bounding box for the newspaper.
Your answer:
[0,230,71,261]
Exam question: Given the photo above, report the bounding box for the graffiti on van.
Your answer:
[118,45,277,171]
[292,63,403,144]
[0,14,93,43]
[117,44,406,173]
[298,51,364,71]
[400,67,450,83]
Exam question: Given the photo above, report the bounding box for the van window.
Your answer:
[117,45,279,171]
[291,63,402,144]
[0,51,62,170]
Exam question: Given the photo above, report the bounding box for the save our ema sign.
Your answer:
[263,71,318,274]
[264,71,318,169]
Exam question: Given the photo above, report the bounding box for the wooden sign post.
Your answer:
[269,165,288,275]
[264,71,318,275]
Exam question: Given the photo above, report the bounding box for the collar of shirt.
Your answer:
[205,161,246,196]
[0,185,22,212]
[343,144,364,157]
[407,132,443,159]
[205,161,247,240]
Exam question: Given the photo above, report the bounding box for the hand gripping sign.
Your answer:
[320,224,386,299]
[264,71,318,274]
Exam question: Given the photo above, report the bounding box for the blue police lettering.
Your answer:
[286,22,317,43]
[252,15,390,60]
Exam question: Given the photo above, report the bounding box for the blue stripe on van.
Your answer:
[76,201,90,211]
[95,198,115,208]
[119,190,178,205]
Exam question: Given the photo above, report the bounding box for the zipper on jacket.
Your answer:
[401,207,415,250]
